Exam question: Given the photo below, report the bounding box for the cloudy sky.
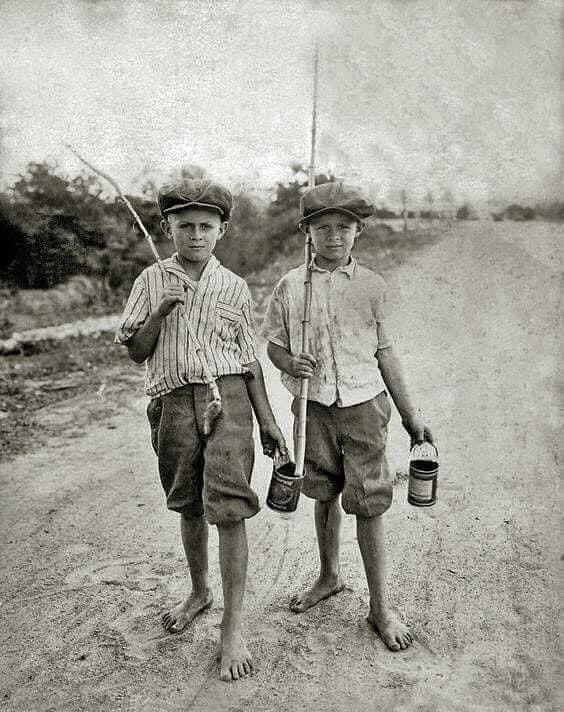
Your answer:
[1,0,561,205]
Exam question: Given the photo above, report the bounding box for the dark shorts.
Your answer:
[146,375,259,525]
[292,391,393,518]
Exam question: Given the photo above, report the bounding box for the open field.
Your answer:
[0,221,561,711]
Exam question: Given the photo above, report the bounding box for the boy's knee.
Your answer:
[316,496,340,511]
[180,509,205,523]
[215,518,245,533]
[342,489,392,518]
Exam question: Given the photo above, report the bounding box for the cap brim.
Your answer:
[163,201,226,217]
[298,206,368,228]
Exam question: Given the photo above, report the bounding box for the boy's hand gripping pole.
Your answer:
[294,47,319,479]
[65,144,222,435]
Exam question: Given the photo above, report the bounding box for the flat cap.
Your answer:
[299,181,374,227]
[158,179,233,219]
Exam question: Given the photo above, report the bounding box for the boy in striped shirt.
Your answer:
[115,179,286,682]
[262,182,433,653]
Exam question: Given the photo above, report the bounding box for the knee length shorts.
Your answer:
[146,375,259,525]
[293,391,393,518]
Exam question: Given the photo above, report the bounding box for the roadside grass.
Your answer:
[0,226,443,460]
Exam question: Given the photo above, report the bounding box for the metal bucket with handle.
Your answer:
[408,441,439,507]
[266,450,304,514]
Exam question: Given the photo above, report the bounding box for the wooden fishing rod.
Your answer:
[294,46,319,480]
[64,143,222,435]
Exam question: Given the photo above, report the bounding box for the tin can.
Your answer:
[408,441,438,507]
[266,453,303,514]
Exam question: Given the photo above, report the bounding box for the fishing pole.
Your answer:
[64,144,222,435]
[294,45,319,481]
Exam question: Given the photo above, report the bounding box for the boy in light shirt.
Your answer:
[261,181,433,651]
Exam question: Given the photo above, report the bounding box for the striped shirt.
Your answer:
[261,257,391,408]
[115,254,257,397]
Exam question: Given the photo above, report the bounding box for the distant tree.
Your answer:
[400,189,408,233]
[0,197,30,287]
[265,164,336,258]
[505,204,535,221]
[373,207,398,219]
[440,189,455,222]
[456,204,479,221]
[425,190,435,222]
[3,161,144,291]
[456,204,470,220]
[214,192,265,275]
[534,201,564,221]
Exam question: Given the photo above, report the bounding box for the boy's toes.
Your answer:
[367,610,412,652]
[220,667,232,682]
[289,596,303,612]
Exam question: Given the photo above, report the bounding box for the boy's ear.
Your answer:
[356,220,366,236]
[160,218,172,239]
[217,221,229,240]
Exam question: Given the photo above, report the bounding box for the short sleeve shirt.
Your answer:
[260,257,390,407]
[115,254,257,397]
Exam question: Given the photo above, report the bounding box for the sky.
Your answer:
[0,0,561,206]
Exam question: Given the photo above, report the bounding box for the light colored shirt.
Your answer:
[115,254,257,397]
[260,257,391,407]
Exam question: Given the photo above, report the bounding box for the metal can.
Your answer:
[408,441,438,507]
[266,454,303,514]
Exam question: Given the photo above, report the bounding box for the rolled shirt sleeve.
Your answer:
[374,285,392,350]
[114,275,149,345]
[260,283,290,350]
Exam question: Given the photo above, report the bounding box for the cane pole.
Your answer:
[294,47,319,479]
[64,144,222,434]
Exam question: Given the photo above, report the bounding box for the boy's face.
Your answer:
[162,207,227,263]
[307,211,362,267]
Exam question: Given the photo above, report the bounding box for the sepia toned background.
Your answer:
[0,2,561,711]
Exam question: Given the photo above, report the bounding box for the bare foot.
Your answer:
[219,632,253,682]
[367,608,412,651]
[161,589,213,633]
[289,576,346,613]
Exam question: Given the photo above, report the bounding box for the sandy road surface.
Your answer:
[0,223,561,712]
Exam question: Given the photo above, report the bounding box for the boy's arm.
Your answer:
[126,287,185,363]
[377,345,433,445]
[266,342,317,378]
[244,360,288,458]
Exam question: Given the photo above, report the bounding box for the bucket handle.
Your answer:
[410,440,439,460]
[274,447,292,470]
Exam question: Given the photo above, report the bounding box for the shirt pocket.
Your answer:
[215,302,243,340]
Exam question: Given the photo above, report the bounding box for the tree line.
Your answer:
[0,162,380,296]
[1,161,561,297]
[0,161,313,294]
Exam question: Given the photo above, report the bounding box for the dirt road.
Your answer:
[0,222,561,712]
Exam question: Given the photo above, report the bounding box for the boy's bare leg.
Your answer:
[290,497,346,613]
[357,515,412,651]
[162,513,213,633]
[217,519,253,682]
